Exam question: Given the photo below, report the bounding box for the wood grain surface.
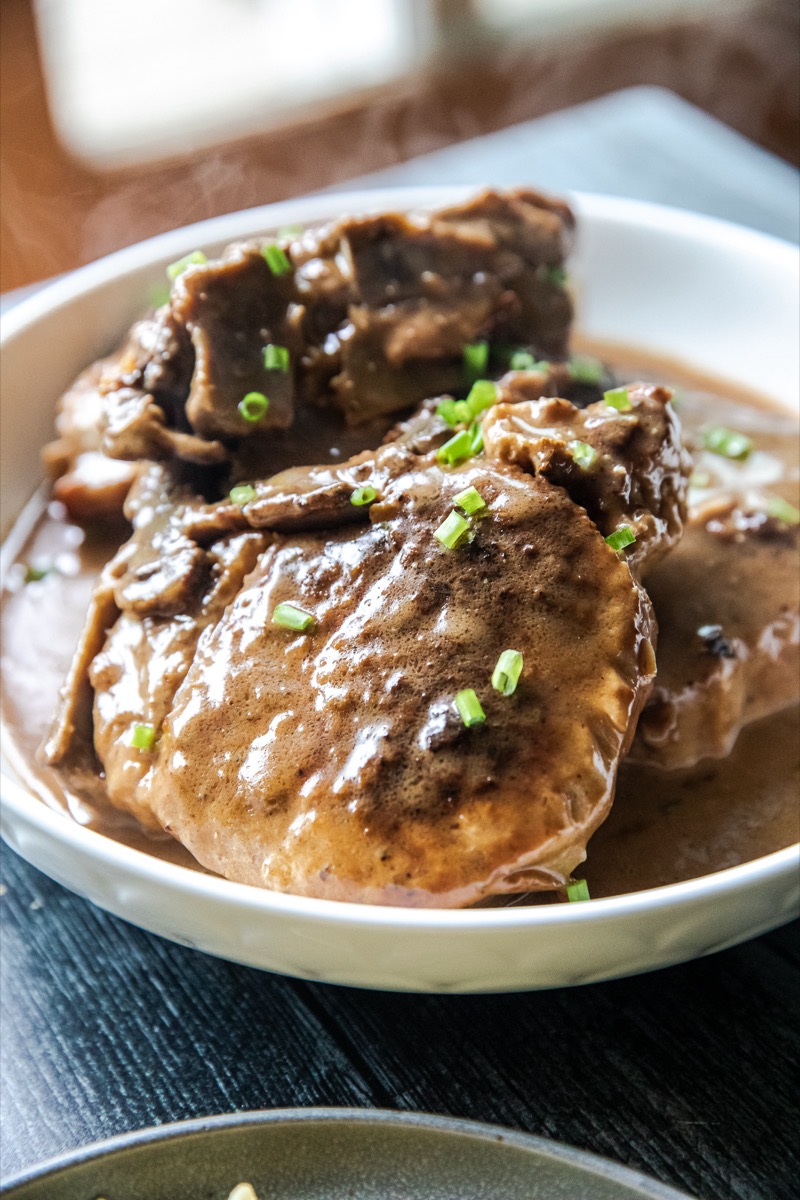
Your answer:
[1,848,797,1199]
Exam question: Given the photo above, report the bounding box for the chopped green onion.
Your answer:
[434,510,472,550]
[491,649,524,697]
[463,340,489,380]
[262,243,292,276]
[278,223,303,238]
[453,486,486,516]
[508,349,535,371]
[437,429,474,466]
[130,723,157,751]
[238,392,270,423]
[263,343,290,372]
[766,496,800,524]
[603,386,632,412]
[436,398,460,426]
[350,485,377,507]
[545,266,567,287]
[272,602,315,632]
[148,282,171,309]
[229,484,257,506]
[453,400,473,423]
[23,564,52,583]
[566,878,590,902]
[166,250,207,282]
[455,688,486,727]
[468,420,484,456]
[465,379,497,418]
[690,471,712,489]
[605,526,636,552]
[703,426,753,461]
[568,355,604,386]
[568,440,597,470]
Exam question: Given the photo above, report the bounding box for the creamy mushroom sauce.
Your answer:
[2,344,798,899]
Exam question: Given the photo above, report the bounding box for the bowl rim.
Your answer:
[0,1105,693,1198]
[1,185,798,934]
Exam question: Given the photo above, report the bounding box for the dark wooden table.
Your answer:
[2,94,799,1199]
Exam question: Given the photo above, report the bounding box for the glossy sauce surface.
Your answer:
[2,345,798,898]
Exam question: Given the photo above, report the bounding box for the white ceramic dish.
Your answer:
[1,187,798,993]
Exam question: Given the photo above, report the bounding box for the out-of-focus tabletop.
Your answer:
[1,88,799,1199]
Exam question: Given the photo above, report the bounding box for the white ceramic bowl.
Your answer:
[2,188,798,992]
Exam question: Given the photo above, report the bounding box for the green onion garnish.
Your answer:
[434,510,472,550]
[491,649,523,696]
[508,349,535,371]
[508,350,549,372]
[130,723,157,751]
[229,484,257,506]
[272,602,315,632]
[436,398,460,426]
[603,387,632,412]
[238,392,270,423]
[23,564,51,584]
[263,243,292,276]
[465,379,497,418]
[703,426,753,461]
[568,440,597,470]
[468,420,484,455]
[464,341,489,379]
[766,496,800,524]
[453,486,486,516]
[263,344,290,372]
[278,223,303,238]
[545,266,567,287]
[568,355,604,385]
[690,471,712,489]
[166,250,207,282]
[605,526,636,552]
[566,878,590,902]
[437,429,474,466]
[148,283,171,309]
[455,688,486,727]
[351,485,377,507]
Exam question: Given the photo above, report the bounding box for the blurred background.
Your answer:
[1,0,798,292]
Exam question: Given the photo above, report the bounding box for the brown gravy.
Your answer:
[2,345,798,898]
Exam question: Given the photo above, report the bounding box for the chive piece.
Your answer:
[434,510,472,550]
[238,392,270,423]
[545,266,567,287]
[465,379,498,418]
[566,878,590,902]
[23,564,51,583]
[766,496,800,524]
[166,250,207,282]
[491,649,524,697]
[272,602,315,632]
[130,723,157,751]
[437,429,474,466]
[605,526,636,552]
[148,282,171,309]
[603,386,632,412]
[464,340,489,380]
[568,440,597,470]
[508,349,535,371]
[263,343,290,372]
[453,486,486,516]
[436,398,460,427]
[703,426,753,461]
[263,243,292,276]
[278,223,303,238]
[229,484,257,506]
[469,420,484,455]
[351,485,377,507]
[455,688,486,727]
[568,354,604,385]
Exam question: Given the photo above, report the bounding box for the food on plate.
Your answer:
[2,188,798,906]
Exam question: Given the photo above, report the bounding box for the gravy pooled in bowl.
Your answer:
[1,189,798,905]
